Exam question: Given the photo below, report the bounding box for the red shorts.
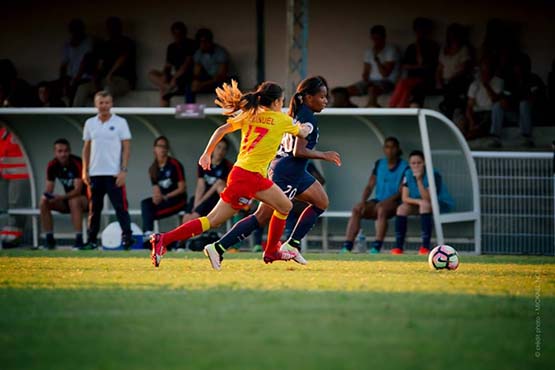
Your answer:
[221,166,274,210]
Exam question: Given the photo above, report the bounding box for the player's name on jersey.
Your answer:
[251,116,275,125]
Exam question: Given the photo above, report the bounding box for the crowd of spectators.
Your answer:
[1,17,553,147]
[0,17,232,108]
[334,18,552,147]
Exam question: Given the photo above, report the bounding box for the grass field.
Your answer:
[0,250,553,370]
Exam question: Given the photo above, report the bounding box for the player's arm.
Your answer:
[115,139,131,187]
[199,123,238,170]
[416,175,431,202]
[60,178,84,201]
[401,186,420,206]
[163,180,186,200]
[170,56,193,85]
[360,174,376,203]
[152,185,163,205]
[82,140,91,186]
[362,62,371,81]
[193,178,206,209]
[43,180,55,200]
[465,98,476,129]
[292,136,341,166]
[195,179,223,206]
[375,58,395,78]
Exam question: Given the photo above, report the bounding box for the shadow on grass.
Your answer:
[0,287,553,370]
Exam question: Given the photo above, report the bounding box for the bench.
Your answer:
[8,208,231,247]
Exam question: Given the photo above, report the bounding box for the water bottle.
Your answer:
[356,230,366,252]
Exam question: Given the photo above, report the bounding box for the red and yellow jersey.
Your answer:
[230,110,299,177]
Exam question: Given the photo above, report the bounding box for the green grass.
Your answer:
[0,250,554,370]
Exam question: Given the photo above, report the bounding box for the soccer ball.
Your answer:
[428,245,459,270]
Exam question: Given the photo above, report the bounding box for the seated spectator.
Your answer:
[74,17,136,106]
[393,150,453,255]
[491,53,545,147]
[459,58,504,140]
[40,138,88,249]
[341,137,408,254]
[182,139,232,223]
[436,23,473,119]
[37,82,66,107]
[141,136,188,237]
[389,18,439,108]
[191,28,231,100]
[330,87,357,107]
[347,25,400,107]
[148,21,197,107]
[59,19,94,106]
[0,59,36,107]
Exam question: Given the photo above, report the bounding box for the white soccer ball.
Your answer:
[428,245,459,270]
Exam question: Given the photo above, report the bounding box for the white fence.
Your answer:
[472,151,554,255]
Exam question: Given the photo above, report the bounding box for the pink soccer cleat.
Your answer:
[150,233,167,267]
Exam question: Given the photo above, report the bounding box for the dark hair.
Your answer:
[171,21,187,35]
[196,28,214,42]
[54,138,70,150]
[370,25,386,38]
[288,76,328,117]
[218,137,230,149]
[409,150,425,160]
[216,80,283,123]
[149,136,170,181]
[384,136,402,157]
[153,135,170,148]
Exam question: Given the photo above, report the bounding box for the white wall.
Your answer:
[1,0,553,93]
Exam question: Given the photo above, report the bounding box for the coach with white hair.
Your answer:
[81,90,133,250]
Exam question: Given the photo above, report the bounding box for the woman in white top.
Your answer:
[436,23,473,119]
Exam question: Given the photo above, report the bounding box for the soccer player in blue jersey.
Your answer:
[205,76,341,264]
[393,150,454,255]
[341,137,408,253]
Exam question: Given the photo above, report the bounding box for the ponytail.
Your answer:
[288,75,328,117]
[215,80,283,123]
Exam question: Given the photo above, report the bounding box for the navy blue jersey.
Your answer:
[46,155,87,195]
[149,157,185,196]
[274,104,319,172]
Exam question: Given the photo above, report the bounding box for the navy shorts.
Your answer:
[269,167,316,200]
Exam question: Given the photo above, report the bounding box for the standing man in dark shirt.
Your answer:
[148,22,197,106]
[389,18,439,108]
[141,136,188,236]
[181,139,232,223]
[40,138,88,249]
[97,17,136,99]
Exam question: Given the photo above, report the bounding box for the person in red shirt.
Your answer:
[41,138,88,249]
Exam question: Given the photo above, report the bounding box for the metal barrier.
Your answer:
[472,151,554,255]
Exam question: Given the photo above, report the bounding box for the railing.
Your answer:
[472,151,554,255]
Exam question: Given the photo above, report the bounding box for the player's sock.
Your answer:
[342,241,354,251]
[45,232,55,244]
[215,215,260,255]
[265,211,288,254]
[162,217,210,246]
[370,240,383,251]
[420,213,433,249]
[395,216,408,249]
[287,205,325,249]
